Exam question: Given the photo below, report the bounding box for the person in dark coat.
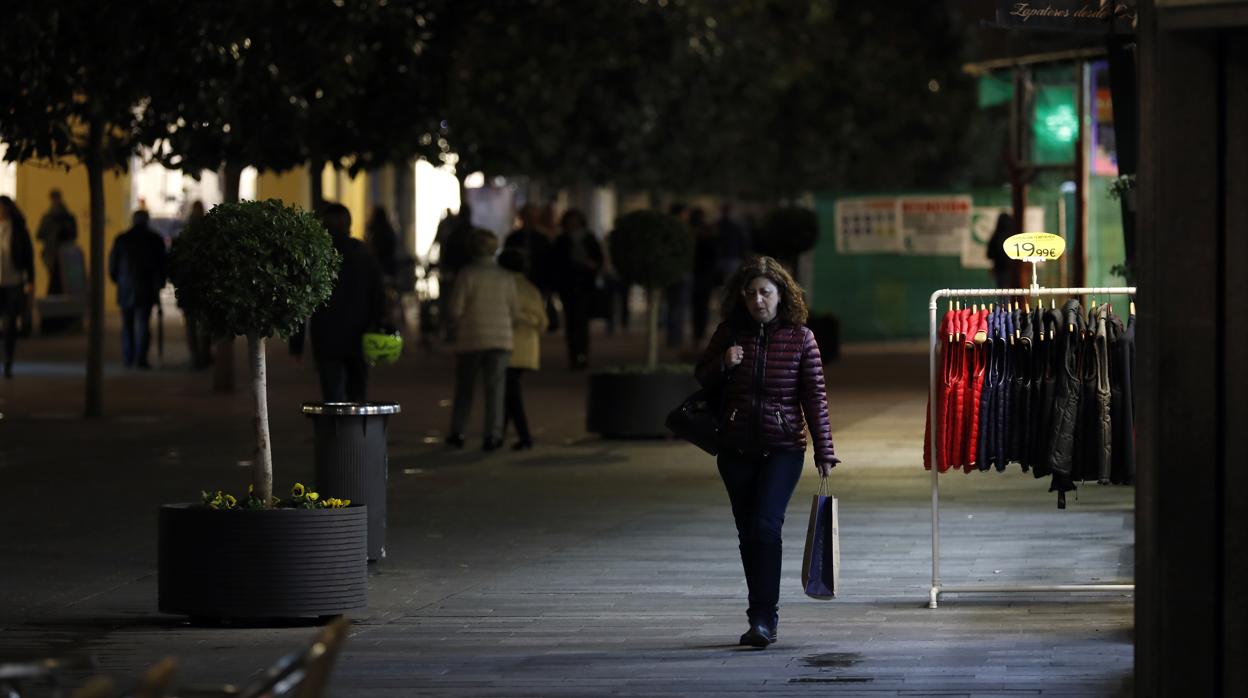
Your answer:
[986,212,1016,289]
[695,255,840,649]
[365,205,400,279]
[108,210,167,369]
[552,208,603,370]
[0,196,35,378]
[35,189,78,295]
[292,203,387,402]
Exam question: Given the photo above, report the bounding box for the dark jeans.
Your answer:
[503,367,531,442]
[121,304,153,367]
[561,290,590,369]
[450,349,510,440]
[317,356,368,402]
[0,285,22,370]
[717,447,806,627]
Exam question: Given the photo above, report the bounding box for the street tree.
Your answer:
[0,1,184,417]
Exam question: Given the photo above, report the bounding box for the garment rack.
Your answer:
[927,284,1137,609]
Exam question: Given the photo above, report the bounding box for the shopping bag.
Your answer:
[801,476,839,599]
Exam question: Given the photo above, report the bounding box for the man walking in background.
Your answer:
[108,210,166,369]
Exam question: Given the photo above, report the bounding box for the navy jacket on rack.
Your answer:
[1010,307,1035,471]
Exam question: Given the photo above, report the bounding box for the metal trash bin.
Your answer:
[301,402,401,561]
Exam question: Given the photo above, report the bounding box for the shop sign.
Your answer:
[995,0,1137,33]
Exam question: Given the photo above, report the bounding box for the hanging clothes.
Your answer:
[925,306,957,472]
[1046,299,1086,507]
[926,292,1136,508]
[1030,305,1061,479]
[1109,309,1136,484]
[1010,305,1035,472]
[993,306,1015,472]
[962,307,989,471]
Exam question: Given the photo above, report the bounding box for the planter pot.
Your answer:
[302,402,401,562]
[586,371,700,438]
[158,504,367,620]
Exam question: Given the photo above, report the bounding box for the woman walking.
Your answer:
[0,196,35,379]
[445,229,519,452]
[695,256,840,647]
[498,248,548,450]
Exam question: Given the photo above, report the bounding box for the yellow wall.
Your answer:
[15,160,130,312]
[262,164,368,239]
[256,167,310,209]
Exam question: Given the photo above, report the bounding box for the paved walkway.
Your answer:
[0,317,1134,696]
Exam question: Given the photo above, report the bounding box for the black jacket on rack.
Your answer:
[1078,304,1112,485]
[1046,299,1086,501]
[1030,306,1062,478]
[1109,312,1136,484]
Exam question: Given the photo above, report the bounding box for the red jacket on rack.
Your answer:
[962,308,990,471]
[925,308,957,471]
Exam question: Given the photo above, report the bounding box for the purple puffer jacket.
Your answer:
[695,320,838,467]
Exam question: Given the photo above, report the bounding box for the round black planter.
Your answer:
[158,504,367,620]
[586,371,701,438]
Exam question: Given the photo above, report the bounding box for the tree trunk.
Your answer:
[248,333,273,505]
[212,163,243,394]
[646,287,660,370]
[309,159,326,212]
[83,121,106,418]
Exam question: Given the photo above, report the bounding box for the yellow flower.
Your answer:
[224,494,238,508]
[248,484,254,495]
[341,498,350,507]
[307,491,319,502]
[291,483,306,497]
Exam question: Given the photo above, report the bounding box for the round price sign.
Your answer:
[1003,232,1065,262]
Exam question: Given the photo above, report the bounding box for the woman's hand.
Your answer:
[723,344,744,368]
[816,458,840,477]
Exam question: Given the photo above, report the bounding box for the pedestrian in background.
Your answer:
[179,201,213,370]
[498,248,548,450]
[445,228,519,452]
[366,205,400,280]
[109,210,167,369]
[553,208,602,370]
[690,206,717,344]
[695,255,840,648]
[291,203,387,401]
[0,196,34,378]
[35,189,77,294]
[665,202,693,348]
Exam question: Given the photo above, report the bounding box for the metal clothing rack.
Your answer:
[926,284,1137,609]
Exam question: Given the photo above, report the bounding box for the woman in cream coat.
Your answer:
[445,229,519,451]
[499,248,548,449]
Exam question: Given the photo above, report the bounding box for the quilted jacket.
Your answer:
[696,319,838,467]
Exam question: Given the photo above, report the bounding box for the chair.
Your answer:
[180,617,351,698]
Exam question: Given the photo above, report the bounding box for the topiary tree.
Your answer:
[168,200,339,504]
[608,210,693,369]
[754,207,820,272]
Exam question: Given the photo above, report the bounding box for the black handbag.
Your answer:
[665,388,722,456]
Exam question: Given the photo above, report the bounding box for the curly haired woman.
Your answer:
[694,255,840,648]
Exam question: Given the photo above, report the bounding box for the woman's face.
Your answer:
[743,276,781,323]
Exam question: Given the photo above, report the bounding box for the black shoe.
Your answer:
[444,433,465,449]
[512,439,533,451]
[738,623,775,648]
[482,437,503,452]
